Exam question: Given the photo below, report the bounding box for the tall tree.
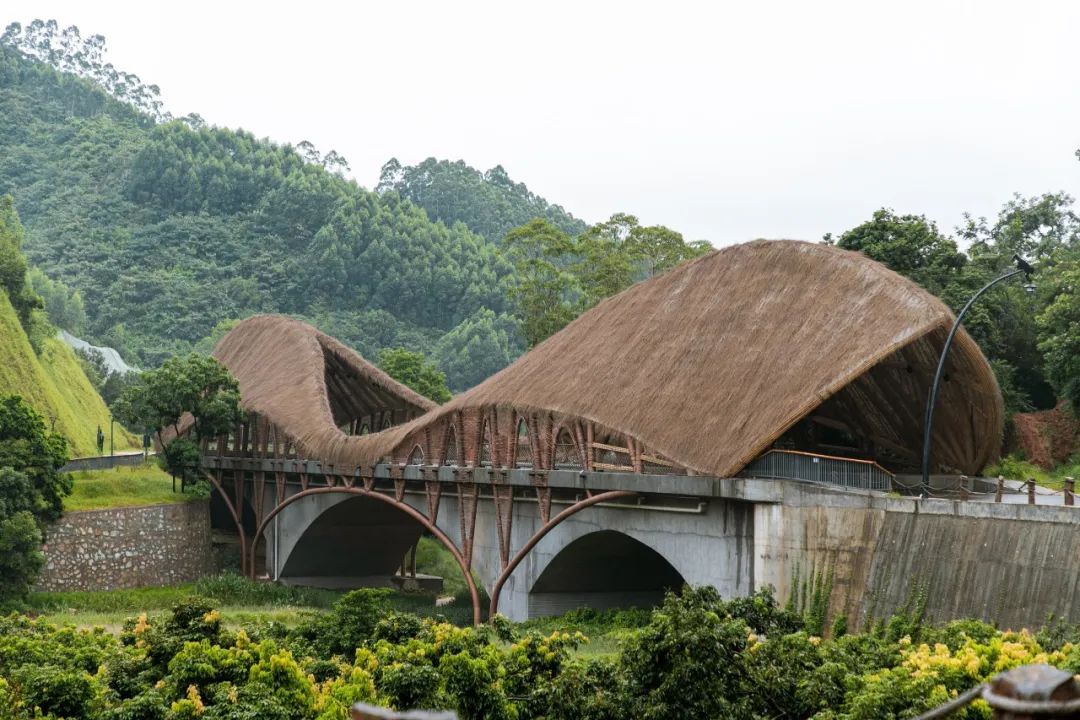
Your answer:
[377,157,587,242]
[0,394,70,602]
[0,196,42,335]
[113,353,241,476]
[826,209,967,295]
[502,219,580,348]
[378,348,451,403]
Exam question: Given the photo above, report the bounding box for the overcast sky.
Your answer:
[6,0,1079,246]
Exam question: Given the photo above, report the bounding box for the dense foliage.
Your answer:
[503,214,711,347]
[113,353,241,476]
[0,29,516,388]
[0,394,70,602]
[5,585,1080,719]
[377,348,452,403]
[0,195,43,341]
[0,24,719,395]
[377,158,587,243]
[826,197,1080,415]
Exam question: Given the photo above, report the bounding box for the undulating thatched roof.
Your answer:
[214,240,1003,477]
[211,315,435,460]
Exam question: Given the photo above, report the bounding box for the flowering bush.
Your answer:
[3,588,1080,719]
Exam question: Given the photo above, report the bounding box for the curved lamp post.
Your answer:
[920,254,1034,494]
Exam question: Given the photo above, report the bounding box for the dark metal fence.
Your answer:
[743,449,894,491]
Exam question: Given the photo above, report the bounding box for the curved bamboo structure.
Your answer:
[213,239,1003,478]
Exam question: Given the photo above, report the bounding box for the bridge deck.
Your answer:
[201,455,792,503]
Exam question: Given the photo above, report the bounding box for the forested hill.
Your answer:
[377,158,587,242]
[0,28,523,386]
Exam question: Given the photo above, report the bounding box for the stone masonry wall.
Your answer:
[36,500,214,591]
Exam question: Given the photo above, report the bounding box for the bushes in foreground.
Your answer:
[3,586,1080,719]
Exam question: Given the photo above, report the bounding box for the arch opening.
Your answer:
[407,444,424,465]
[553,427,582,469]
[278,495,429,590]
[528,530,685,617]
[515,418,532,468]
[480,419,492,466]
[444,425,459,466]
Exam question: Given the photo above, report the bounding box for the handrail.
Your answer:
[759,449,896,477]
[744,449,894,491]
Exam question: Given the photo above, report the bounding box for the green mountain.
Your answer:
[0,27,529,390]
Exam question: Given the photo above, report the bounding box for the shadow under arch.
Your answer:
[249,487,481,625]
[527,529,686,617]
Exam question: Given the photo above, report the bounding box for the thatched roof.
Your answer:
[211,315,435,460]
[215,240,1003,476]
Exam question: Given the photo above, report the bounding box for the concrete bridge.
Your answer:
[204,451,1080,628]
[198,241,1080,628]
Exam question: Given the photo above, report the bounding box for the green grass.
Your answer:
[0,289,138,456]
[65,465,195,510]
[516,606,652,658]
[26,573,343,632]
[984,453,1080,489]
[24,572,478,632]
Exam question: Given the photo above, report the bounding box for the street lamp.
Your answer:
[920,254,1034,495]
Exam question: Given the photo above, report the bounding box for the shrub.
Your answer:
[619,587,752,719]
[16,663,98,718]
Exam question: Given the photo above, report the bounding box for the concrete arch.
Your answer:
[253,487,480,623]
[527,529,687,617]
[277,494,423,582]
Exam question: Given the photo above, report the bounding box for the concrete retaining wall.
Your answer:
[755,484,1080,630]
[36,500,214,591]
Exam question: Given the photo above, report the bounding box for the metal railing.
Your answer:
[743,449,894,491]
[60,451,152,473]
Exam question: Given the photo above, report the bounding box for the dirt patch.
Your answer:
[1011,403,1080,469]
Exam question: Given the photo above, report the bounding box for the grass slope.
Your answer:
[0,289,137,456]
[65,465,189,511]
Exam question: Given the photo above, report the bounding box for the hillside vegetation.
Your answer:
[0,31,516,384]
[0,288,136,456]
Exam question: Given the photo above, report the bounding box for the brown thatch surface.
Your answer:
[212,315,435,461]
[214,240,1003,476]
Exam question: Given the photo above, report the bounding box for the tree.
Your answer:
[0,196,43,335]
[378,348,452,403]
[0,394,70,522]
[502,219,581,348]
[828,205,1058,413]
[826,208,967,295]
[574,213,639,305]
[0,506,43,605]
[0,395,70,603]
[503,215,710,347]
[27,267,85,334]
[435,309,524,391]
[1037,263,1080,411]
[961,192,1080,262]
[376,157,588,242]
[574,213,710,306]
[113,353,241,476]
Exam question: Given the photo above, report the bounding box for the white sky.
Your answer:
[5,0,1079,246]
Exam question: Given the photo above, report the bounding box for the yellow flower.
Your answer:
[186,685,205,714]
